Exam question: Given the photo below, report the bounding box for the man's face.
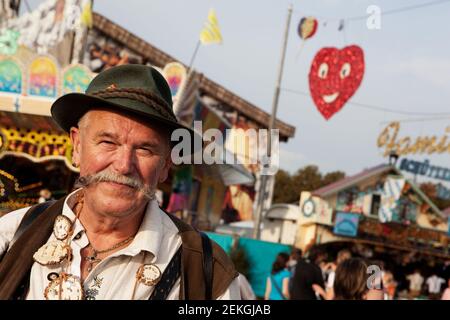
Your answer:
[70,109,171,217]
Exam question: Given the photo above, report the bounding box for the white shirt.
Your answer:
[326,270,335,289]
[426,275,446,294]
[237,273,255,300]
[407,273,424,292]
[0,189,240,300]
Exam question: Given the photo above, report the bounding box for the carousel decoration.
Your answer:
[0,127,75,171]
[0,168,43,207]
[308,45,365,120]
[0,29,20,56]
[28,56,58,98]
[0,52,93,173]
[0,51,93,99]
[0,57,23,94]
[62,64,92,94]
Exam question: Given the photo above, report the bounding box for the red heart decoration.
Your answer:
[308,45,365,120]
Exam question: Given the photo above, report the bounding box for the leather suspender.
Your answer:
[200,232,213,300]
[0,201,55,264]
[148,247,182,300]
[148,232,214,300]
[10,201,56,248]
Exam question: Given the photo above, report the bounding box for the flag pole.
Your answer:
[253,3,293,240]
[188,40,201,72]
[173,40,200,116]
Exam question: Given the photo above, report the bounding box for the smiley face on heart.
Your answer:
[308,45,365,120]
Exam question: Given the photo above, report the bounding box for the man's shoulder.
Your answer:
[0,206,30,228]
[159,209,236,276]
[0,206,31,255]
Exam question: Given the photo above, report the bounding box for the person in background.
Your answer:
[287,247,302,294]
[425,272,446,300]
[287,247,302,274]
[382,269,398,300]
[406,269,424,299]
[441,279,450,300]
[238,273,256,300]
[38,189,53,203]
[324,248,352,300]
[264,252,290,300]
[333,258,383,300]
[290,247,325,300]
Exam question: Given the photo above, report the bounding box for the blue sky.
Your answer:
[24,0,450,179]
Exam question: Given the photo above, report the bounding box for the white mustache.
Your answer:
[75,170,155,200]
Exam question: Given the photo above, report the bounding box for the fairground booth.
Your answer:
[262,163,450,290]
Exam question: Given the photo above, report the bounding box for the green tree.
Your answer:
[322,171,346,187]
[273,165,346,204]
[272,169,297,204]
[292,165,323,196]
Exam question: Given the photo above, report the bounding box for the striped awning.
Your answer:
[0,111,63,133]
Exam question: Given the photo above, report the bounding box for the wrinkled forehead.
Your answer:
[78,108,171,143]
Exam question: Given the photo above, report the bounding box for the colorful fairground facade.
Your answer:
[0,47,92,212]
[0,1,295,226]
[262,163,449,270]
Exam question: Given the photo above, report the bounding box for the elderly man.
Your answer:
[0,65,239,300]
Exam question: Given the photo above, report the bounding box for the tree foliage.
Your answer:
[273,165,346,204]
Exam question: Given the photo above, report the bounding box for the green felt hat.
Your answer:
[51,64,192,137]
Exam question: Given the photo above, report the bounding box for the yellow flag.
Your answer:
[81,2,93,29]
[199,9,223,45]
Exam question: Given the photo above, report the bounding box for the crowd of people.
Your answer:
[261,246,450,300]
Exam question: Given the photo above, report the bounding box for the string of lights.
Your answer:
[281,87,450,117]
[292,0,450,22]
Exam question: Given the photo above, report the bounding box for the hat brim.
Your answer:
[51,93,202,153]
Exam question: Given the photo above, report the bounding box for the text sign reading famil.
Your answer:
[377,122,450,157]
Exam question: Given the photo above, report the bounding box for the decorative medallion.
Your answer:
[33,240,70,266]
[53,215,73,240]
[136,264,162,286]
[44,273,84,300]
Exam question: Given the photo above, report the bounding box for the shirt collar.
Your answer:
[63,188,81,221]
[122,199,164,262]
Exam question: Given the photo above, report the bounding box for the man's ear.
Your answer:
[158,152,172,183]
[70,127,81,167]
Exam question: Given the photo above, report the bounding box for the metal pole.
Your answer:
[188,40,201,71]
[173,40,200,116]
[253,4,293,239]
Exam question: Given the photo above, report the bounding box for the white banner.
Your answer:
[379,177,405,223]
